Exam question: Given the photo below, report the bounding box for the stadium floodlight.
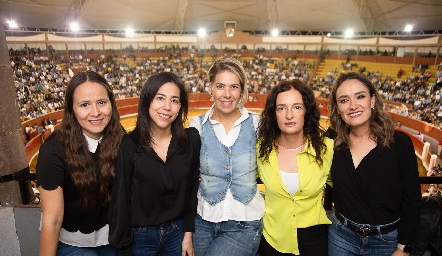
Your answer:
[198,28,207,37]
[8,20,18,29]
[404,25,413,32]
[271,29,279,37]
[70,22,80,32]
[345,29,353,38]
[125,27,134,37]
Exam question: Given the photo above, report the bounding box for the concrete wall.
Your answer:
[0,206,40,256]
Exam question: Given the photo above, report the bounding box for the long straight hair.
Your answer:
[131,72,189,153]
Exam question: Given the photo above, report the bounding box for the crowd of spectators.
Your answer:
[11,49,442,131]
[10,53,313,123]
[312,62,442,129]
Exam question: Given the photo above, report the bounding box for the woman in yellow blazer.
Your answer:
[257,80,333,256]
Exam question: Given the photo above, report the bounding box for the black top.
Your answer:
[331,130,421,245]
[36,131,108,234]
[109,128,201,255]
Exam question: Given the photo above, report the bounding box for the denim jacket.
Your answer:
[198,114,257,206]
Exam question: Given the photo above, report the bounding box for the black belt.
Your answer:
[335,211,399,237]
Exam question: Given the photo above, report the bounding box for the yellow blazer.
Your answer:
[256,137,334,254]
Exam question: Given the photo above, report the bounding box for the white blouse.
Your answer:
[189,105,265,223]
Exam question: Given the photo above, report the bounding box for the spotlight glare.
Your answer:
[404,25,413,32]
[271,29,279,37]
[345,29,353,38]
[8,20,18,29]
[126,27,134,37]
[70,22,80,32]
[198,28,207,37]
[327,33,331,37]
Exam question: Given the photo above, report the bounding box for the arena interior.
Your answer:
[0,0,442,255]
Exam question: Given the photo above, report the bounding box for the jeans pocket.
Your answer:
[379,229,398,242]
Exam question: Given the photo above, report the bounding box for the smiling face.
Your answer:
[211,70,242,116]
[336,79,376,129]
[73,81,112,139]
[275,88,306,137]
[149,82,181,132]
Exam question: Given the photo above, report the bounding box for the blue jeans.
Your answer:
[56,242,117,256]
[131,218,184,256]
[193,214,263,256]
[328,212,398,256]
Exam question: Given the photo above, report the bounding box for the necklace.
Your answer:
[279,142,306,151]
[152,135,172,155]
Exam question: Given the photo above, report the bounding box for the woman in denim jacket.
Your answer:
[189,57,265,256]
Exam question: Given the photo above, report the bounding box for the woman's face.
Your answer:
[275,88,306,137]
[149,82,181,132]
[210,71,242,116]
[73,81,112,139]
[335,79,375,129]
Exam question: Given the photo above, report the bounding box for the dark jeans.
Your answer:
[193,214,263,256]
[132,218,184,256]
[258,224,328,256]
[328,212,398,256]
[56,241,117,256]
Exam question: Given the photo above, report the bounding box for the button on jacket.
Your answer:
[257,137,334,254]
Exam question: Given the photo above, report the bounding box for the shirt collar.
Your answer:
[84,134,102,153]
[201,104,250,126]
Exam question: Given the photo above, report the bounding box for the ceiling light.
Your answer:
[271,29,279,37]
[198,28,207,37]
[8,20,18,29]
[125,27,134,37]
[345,29,353,38]
[327,33,331,37]
[70,22,80,32]
[404,25,412,32]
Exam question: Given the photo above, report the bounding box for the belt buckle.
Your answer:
[355,226,372,237]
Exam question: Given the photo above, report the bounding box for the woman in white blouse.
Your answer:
[189,57,264,256]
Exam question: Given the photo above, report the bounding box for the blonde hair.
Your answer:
[207,57,248,105]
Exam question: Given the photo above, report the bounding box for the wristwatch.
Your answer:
[397,243,413,253]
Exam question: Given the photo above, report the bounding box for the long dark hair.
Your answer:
[58,70,124,211]
[131,72,189,153]
[328,72,394,149]
[258,80,326,166]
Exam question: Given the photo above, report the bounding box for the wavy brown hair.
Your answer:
[328,72,394,149]
[131,72,189,154]
[57,71,124,211]
[258,80,326,166]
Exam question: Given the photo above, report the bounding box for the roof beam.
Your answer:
[352,0,374,34]
[174,0,189,33]
[267,0,278,31]
[69,0,89,17]
[352,0,390,34]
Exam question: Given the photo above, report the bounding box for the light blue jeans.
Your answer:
[193,214,262,256]
[56,242,117,256]
[328,212,398,256]
[131,218,184,256]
